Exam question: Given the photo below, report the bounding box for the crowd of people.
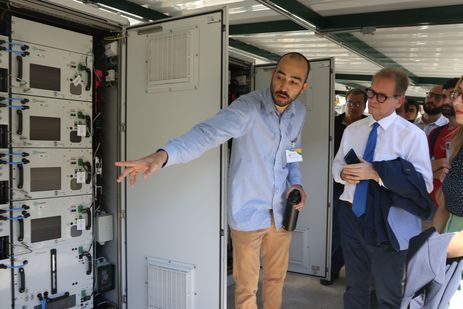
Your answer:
[115,51,463,309]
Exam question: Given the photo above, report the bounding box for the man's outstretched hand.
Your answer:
[115,150,168,187]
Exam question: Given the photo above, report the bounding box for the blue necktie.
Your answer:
[352,122,379,217]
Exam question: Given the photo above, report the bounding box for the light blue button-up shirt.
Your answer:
[163,88,307,231]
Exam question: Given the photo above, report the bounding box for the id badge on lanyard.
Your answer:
[286,140,303,163]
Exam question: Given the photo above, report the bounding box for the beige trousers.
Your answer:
[231,219,292,309]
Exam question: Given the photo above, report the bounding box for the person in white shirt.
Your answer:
[332,67,433,309]
[415,85,449,135]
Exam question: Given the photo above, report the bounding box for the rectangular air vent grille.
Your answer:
[147,257,195,309]
[145,27,199,92]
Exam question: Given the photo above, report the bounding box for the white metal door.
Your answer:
[124,10,227,309]
[254,58,334,278]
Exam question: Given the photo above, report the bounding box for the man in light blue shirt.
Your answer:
[116,53,310,309]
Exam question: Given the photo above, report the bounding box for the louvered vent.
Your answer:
[146,257,195,309]
[146,27,199,92]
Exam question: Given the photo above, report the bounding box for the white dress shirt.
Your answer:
[333,112,433,250]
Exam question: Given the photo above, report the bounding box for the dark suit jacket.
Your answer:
[364,158,435,251]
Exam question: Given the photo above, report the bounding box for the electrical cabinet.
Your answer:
[10,96,92,148]
[10,17,93,102]
[11,148,93,200]
[13,241,93,309]
[12,196,93,251]
[10,43,93,101]
[1,11,96,309]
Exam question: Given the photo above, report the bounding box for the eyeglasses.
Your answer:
[346,100,364,107]
[449,76,463,102]
[365,87,399,103]
[426,92,445,100]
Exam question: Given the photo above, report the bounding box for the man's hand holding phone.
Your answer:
[344,148,361,165]
[341,148,380,184]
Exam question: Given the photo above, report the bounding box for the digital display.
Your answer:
[30,116,61,141]
[29,63,61,91]
[31,216,61,243]
[30,167,61,192]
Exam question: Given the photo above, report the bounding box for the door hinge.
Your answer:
[120,209,126,219]
[121,123,126,132]
[222,24,226,32]
[122,294,127,303]
[220,229,224,236]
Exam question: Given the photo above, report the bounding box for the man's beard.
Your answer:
[270,85,301,108]
[440,104,455,117]
[423,103,441,115]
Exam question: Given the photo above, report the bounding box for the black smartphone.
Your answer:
[344,148,361,164]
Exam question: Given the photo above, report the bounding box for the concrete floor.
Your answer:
[227,271,345,308]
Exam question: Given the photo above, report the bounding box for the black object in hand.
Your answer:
[344,148,361,164]
[282,189,302,231]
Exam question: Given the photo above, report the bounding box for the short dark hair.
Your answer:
[405,99,419,111]
[276,52,311,82]
[346,88,367,104]
[372,67,409,96]
[443,78,460,90]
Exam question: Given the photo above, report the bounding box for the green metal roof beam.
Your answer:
[323,5,463,30]
[94,0,168,21]
[258,0,323,28]
[255,1,419,82]
[229,39,280,62]
[417,76,456,85]
[230,20,304,35]
[329,33,418,82]
[336,74,371,82]
[231,4,463,35]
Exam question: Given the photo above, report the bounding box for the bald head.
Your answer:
[276,52,310,82]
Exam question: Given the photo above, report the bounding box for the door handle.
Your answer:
[84,161,92,184]
[19,267,25,293]
[18,218,24,241]
[85,207,91,230]
[17,110,23,135]
[79,252,92,275]
[85,115,91,137]
[16,56,23,82]
[84,67,91,91]
[17,164,23,189]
